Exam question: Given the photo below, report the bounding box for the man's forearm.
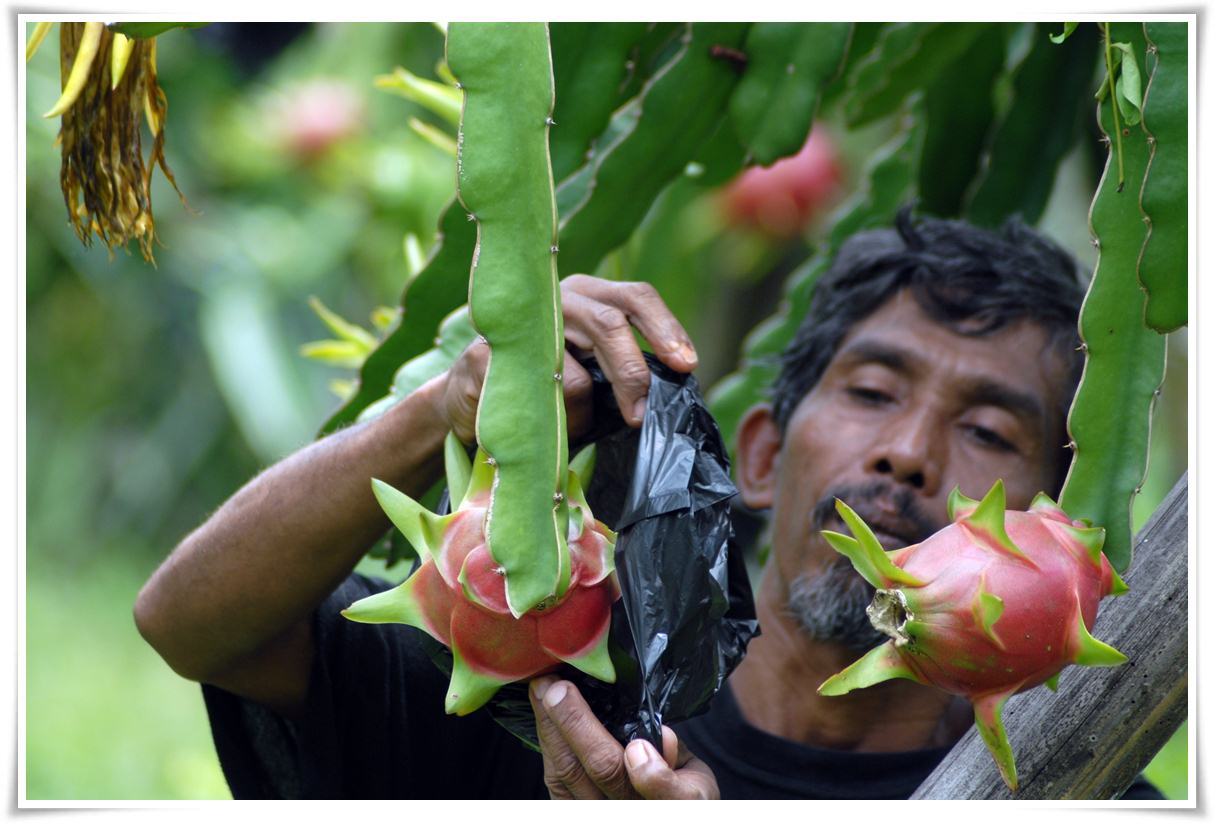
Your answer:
[134,374,449,683]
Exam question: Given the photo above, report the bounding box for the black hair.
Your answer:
[770,206,1087,492]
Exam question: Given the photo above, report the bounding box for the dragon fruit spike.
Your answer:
[816,480,1129,791]
[817,640,923,695]
[949,480,1035,565]
[822,499,926,589]
[371,479,454,565]
[973,692,1019,790]
[444,434,473,509]
[1071,590,1129,666]
[345,433,618,716]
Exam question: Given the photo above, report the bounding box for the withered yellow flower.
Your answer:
[48,23,185,263]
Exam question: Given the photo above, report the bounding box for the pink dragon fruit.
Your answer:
[818,480,1128,791]
[342,443,618,716]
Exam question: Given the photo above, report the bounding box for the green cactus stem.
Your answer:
[548,23,648,182]
[844,23,991,128]
[448,22,569,616]
[1137,22,1188,333]
[727,22,852,166]
[1059,23,1166,573]
[556,22,749,276]
[965,23,1100,226]
[918,24,1004,217]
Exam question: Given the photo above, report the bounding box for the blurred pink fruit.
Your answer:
[270,79,365,159]
[722,126,845,237]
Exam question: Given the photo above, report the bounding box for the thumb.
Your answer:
[623,739,717,800]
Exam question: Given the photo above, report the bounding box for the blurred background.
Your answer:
[23,22,1188,799]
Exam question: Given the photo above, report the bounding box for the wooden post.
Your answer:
[912,474,1188,799]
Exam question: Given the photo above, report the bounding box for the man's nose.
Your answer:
[865,408,944,496]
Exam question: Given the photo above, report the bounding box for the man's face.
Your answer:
[755,290,1070,648]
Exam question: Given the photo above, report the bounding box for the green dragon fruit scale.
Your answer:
[342,438,619,716]
[817,479,1129,791]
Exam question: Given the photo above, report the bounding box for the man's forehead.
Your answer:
[826,296,1057,416]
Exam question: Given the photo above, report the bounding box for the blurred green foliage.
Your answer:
[24,22,1187,800]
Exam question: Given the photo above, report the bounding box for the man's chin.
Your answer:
[785,560,886,654]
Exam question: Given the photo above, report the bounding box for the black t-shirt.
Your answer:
[202,573,1165,800]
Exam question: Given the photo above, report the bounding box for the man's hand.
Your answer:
[529,676,719,800]
[441,275,699,444]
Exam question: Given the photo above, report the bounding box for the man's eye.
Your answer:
[847,386,891,405]
[966,425,1016,453]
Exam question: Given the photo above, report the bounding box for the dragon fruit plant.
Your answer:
[343,440,618,716]
[344,24,620,716]
[817,480,1129,791]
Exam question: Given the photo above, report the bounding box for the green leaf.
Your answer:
[556,22,750,276]
[1059,22,1166,573]
[965,23,1100,226]
[299,340,367,369]
[321,200,476,434]
[1138,22,1188,332]
[306,296,377,349]
[408,117,456,157]
[844,23,991,128]
[373,65,462,126]
[918,25,1004,217]
[370,305,398,332]
[728,22,852,166]
[1110,42,1144,125]
[356,306,477,424]
[1049,22,1080,44]
[449,22,569,616]
[105,22,208,39]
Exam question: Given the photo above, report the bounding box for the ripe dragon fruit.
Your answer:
[342,440,619,716]
[818,480,1129,791]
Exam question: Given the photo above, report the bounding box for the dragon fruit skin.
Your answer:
[342,441,619,716]
[817,480,1129,791]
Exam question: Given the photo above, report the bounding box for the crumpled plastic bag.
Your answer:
[420,354,759,749]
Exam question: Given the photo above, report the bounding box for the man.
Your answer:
[135,210,1155,798]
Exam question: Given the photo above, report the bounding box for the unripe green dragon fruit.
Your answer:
[342,439,618,716]
[818,480,1129,791]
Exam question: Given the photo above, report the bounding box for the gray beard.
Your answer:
[786,557,886,654]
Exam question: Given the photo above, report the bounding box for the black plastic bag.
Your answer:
[421,354,759,749]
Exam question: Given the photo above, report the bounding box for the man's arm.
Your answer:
[134,276,699,721]
[133,373,451,717]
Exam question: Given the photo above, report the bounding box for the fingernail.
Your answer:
[625,741,651,770]
[679,343,698,367]
[543,680,568,708]
[633,397,647,424]
[531,677,551,700]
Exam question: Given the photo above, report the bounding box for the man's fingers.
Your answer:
[562,290,651,425]
[533,678,636,799]
[530,677,605,799]
[442,337,489,444]
[562,353,593,441]
[563,275,698,373]
[624,739,718,800]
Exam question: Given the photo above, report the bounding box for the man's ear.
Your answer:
[734,403,781,510]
